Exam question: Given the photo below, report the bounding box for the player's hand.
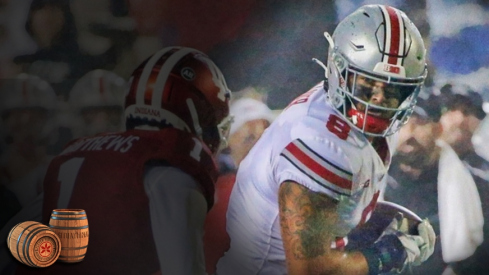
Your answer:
[416,219,436,264]
[383,216,435,267]
[360,211,436,274]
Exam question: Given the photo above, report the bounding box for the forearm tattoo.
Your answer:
[279,181,336,260]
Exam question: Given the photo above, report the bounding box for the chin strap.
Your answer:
[323,31,334,47]
[312,58,327,71]
[347,108,390,134]
[312,32,335,80]
[312,58,328,80]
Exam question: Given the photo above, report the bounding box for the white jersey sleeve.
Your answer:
[143,165,207,275]
[276,135,354,200]
[271,88,360,201]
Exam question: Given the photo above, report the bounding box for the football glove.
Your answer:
[360,215,436,274]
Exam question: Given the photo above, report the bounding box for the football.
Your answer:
[346,200,422,250]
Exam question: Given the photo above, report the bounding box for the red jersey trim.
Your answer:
[280,139,353,196]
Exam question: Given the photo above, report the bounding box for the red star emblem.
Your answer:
[39,242,51,256]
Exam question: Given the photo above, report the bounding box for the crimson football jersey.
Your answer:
[16,128,217,275]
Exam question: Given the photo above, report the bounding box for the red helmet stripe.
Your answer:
[98,76,107,103]
[381,6,405,66]
[152,48,194,108]
[135,47,174,105]
[98,76,104,95]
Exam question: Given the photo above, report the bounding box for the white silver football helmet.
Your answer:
[316,5,427,137]
[0,73,58,145]
[68,69,127,137]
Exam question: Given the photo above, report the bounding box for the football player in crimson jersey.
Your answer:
[216,5,435,275]
[15,47,232,275]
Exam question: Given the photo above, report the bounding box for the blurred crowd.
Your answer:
[1,0,489,274]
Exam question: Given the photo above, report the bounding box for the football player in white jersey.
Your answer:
[217,5,436,275]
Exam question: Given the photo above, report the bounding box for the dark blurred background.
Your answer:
[2,1,489,274]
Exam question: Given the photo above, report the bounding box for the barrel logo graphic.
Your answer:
[7,221,61,267]
[39,242,51,257]
[34,237,58,262]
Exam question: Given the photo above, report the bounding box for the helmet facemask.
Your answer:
[197,94,233,155]
[328,50,425,137]
[203,114,233,154]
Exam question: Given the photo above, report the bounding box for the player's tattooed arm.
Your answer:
[278,181,369,275]
[279,180,334,259]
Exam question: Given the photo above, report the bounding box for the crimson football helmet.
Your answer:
[316,5,427,137]
[125,47,232,154]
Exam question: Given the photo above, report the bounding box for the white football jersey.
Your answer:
[216,83,397,275]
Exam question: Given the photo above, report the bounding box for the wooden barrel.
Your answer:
[7,221,61,268]
[49,209,89,263]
